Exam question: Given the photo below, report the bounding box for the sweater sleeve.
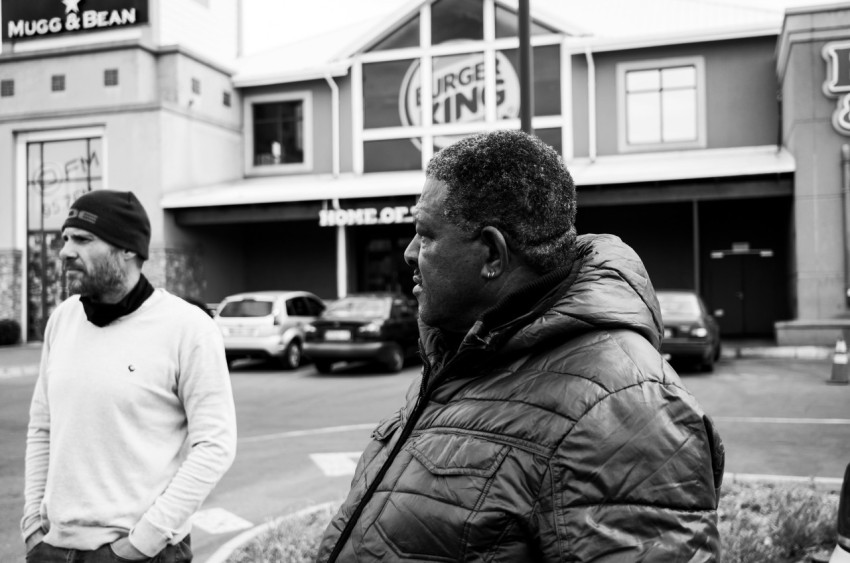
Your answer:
[532,381,722,561]
[20,338,53,543]
[129,321,237,556]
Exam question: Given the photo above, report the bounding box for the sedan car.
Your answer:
[303,292,419,373]
[215,290,325,369]
[657,289,722,372]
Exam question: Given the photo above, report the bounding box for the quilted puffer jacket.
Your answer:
[317,233,725,562]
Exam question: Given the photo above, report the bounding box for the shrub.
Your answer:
[719,481,839,562]
[227,483,840,563]
[0,319,21,346]
[228,504,337,563]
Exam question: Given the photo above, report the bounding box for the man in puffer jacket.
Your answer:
[317,130,725,562]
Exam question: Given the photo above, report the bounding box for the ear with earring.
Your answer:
[487,271,496,280]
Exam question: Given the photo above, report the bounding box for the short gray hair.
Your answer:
[426,129,577,273]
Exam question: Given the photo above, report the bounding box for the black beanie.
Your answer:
[62,190,151,260]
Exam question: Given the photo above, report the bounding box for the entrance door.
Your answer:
[706,252,777,337]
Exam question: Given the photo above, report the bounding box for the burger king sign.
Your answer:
[399,50,521,149]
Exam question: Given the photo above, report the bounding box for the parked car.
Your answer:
[304,292,419,373]
[215,290,325,369]
[657,289,722,372]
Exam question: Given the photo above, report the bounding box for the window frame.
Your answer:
[243,90,313,176]
[616,56,707,153]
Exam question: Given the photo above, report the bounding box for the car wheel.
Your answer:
[383,345,404,373]
[700,354,715,373]
[713,341,722,362]
[314,360,334,374]
[280,341,302,370]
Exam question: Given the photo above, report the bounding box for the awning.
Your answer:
[161,170,426,209]
[569,145,795,185]
[161,145,795,210]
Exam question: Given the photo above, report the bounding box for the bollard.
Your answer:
[829,335,850,385]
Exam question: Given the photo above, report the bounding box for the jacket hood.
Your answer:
[420,233,664,362]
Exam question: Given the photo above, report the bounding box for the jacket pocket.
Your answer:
[373,432,510,561]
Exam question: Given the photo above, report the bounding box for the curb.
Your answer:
[725,472,844,491]
[204,502,336,563]
[721,346,833,360]
[0,365,39,379]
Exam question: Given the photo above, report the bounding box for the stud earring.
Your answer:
[487,271,496,279]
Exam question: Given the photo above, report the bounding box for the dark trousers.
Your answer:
[25,536,192,563]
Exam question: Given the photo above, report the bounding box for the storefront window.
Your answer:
[371,14,420,51]
[365,59,418,129]
[364,139,421,172]
[27,136,103,339]
[252,100,304,165]
[617,57,705,151]
[499,45,561,117]
[431,0,483,44]
[495,4,557,38]
[535,127,562,154]
[431,52,487,125]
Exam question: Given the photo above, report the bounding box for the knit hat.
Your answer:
[62,190,151,260]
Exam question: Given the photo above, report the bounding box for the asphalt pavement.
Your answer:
[2,338,844,563]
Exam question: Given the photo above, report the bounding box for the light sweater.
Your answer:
[21,289,237,556]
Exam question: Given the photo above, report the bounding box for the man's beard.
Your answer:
[66,251,128,301]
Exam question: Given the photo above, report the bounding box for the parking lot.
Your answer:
[1,346,848,562]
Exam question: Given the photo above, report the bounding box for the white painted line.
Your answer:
[192,508,253,534]
[310,452,362,476]
[205,502,337,563]
[0,366,39,380]
[714,416,850,425]
[241,423,375,444]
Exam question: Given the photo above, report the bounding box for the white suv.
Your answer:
[215,290,325,370]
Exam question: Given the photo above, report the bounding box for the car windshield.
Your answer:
[657,293,701,317]
[324,296,392,319]
[219,299,274,317]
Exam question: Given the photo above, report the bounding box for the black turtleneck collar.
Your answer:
[80,274,154,327]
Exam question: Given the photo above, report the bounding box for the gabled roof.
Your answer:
[234,0,832,87]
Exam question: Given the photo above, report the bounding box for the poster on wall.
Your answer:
[2,0,148,41]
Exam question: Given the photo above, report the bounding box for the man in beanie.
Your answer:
[21,190,237,562]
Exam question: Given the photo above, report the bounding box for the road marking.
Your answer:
[310,452,362,476]
[0,366,38,380]
[241,423,375,444]
[192,508,253,534]
[714,416,850,425]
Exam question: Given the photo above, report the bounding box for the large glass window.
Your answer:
[431,52,487,125]
[495,4,557,38]
[364,139,421,173]
[371,14,420,51]
[27,136,103,339]
[431,0,483,44]
[499,44,561,118]
[618,58,705,151]
[253,100,304,165]
[365,59,418,129]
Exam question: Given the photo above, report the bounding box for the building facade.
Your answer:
[1,0,849,343]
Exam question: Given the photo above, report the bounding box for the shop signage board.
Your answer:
[399,51,521,149]
[823,41,850,136]
[2,0,148,41]
[319,206,414,227]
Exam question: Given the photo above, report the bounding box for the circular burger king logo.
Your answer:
[399,50,521,149]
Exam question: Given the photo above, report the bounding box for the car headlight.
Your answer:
[690,327,709,338]
[304,324,317,334]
